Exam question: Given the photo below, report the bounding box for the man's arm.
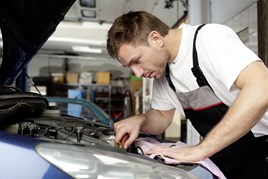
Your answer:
[141,108,175,134]
[114,108,175,149]
[147,61,268,162]
[199,60,268,158]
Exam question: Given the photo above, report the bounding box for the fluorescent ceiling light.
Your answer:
[80,0,96,8]
[82,21,112,29]
[72,46,102,54]
[82,10,96,18]
[48,37,105,46]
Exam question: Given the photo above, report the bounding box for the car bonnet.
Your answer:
[0,0,76,85]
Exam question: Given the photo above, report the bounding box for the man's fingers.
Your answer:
[114,123,125,143]
[121,134,129,146]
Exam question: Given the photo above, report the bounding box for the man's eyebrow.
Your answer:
[117,58,128,67]
[121,57,136,67]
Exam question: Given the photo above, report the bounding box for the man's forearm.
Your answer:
[198,83,268,159]
[140,108,175,135]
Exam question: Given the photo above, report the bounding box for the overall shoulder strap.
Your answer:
[165,64,176,91]
[191,24,212,88]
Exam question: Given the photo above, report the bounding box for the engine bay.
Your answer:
[0,88,199,174]
[4,114,120,146]
[0,86,148,155]
[0,107,145,156]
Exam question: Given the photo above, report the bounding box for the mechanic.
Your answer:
[106,11,268,179]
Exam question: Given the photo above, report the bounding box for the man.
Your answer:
[106,11,268,179]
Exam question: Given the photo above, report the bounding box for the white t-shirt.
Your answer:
[151,23,268,137]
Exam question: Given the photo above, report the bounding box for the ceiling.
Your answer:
[39,0,188,60]
[0,0,187,60]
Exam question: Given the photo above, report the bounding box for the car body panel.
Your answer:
[0,131,71,179]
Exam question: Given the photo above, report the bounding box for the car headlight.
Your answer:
[36,143,197,179]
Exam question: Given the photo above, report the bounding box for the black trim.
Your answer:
[165,64,176,91]
[191,24,212,88]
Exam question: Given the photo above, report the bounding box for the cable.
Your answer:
[25,73,41,95]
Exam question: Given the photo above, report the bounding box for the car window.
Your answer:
[51,101,101,123]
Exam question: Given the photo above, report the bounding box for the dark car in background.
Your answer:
[0,1,217,179]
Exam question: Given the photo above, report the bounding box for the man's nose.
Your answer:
[132,66,143,78]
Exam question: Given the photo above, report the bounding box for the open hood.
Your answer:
[0,0,76,85]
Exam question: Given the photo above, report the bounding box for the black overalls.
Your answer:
[165,24,268,179]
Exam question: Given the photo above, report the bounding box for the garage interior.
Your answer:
[1,0,268,145]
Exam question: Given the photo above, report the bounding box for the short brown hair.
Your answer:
[107,11,170,59]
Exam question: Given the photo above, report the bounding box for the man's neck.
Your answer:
[165,28,182,62]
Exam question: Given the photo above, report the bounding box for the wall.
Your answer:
[224,3,258,54]
[209,0,257,23]
[188,0,257,24]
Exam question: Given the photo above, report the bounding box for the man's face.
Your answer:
[117,43,168,79]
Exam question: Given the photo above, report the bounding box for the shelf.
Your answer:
[47,83,128,121]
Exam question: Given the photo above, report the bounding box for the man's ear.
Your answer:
[148,31,164,48]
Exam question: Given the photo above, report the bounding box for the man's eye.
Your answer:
[134,59,140,64]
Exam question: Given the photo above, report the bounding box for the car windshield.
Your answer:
[49,101,102,123]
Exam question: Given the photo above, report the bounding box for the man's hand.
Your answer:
[114,115,144,149]
[146,145,206,163]
[114,108,175,149]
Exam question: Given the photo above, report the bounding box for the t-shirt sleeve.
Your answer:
[198,24,261,91]
[151,77,176,110]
